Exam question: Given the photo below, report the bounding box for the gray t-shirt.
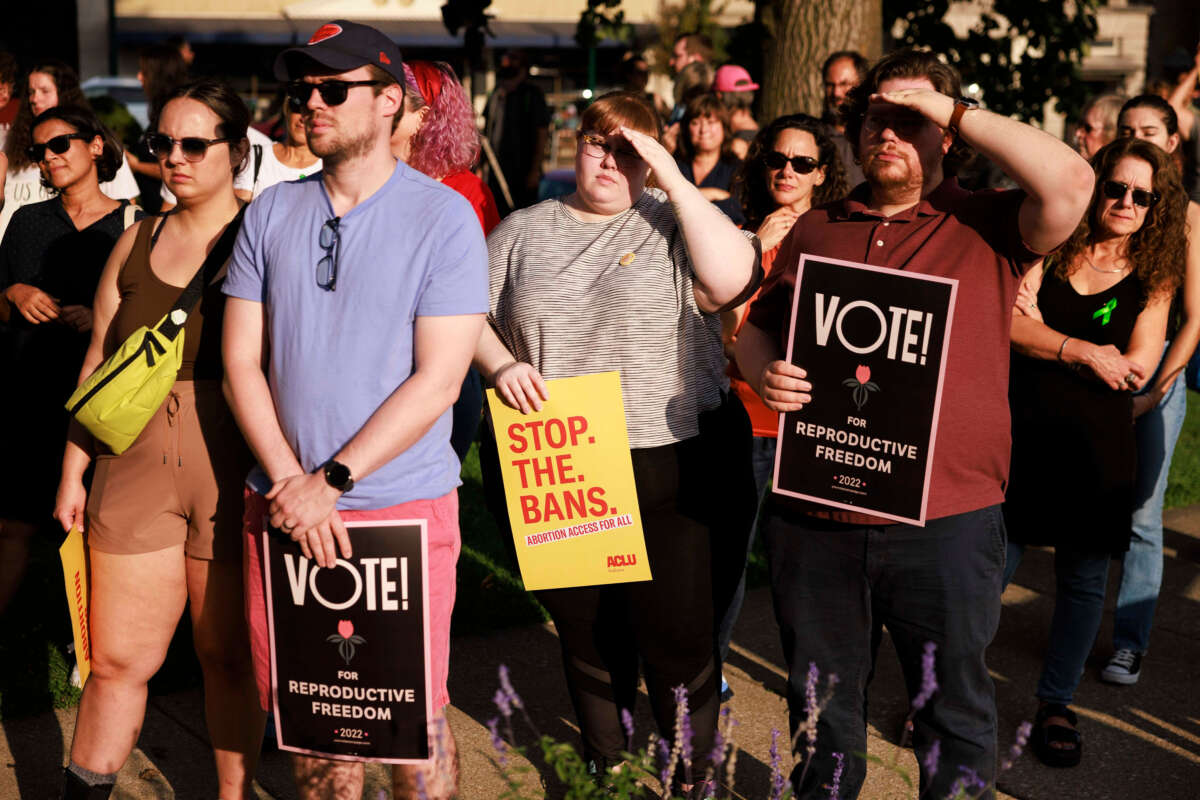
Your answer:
[488,189,747,448]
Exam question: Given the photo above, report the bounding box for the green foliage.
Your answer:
[885,0,1100,122]
[577,0,635,50]
[1165,390,1200,509]
[656,0,732,70]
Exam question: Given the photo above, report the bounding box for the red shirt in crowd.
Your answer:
[747,178,1044,523]
[443,169,501,235]
[729,243,783,438]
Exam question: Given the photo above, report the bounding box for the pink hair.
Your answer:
[403,61,480,179]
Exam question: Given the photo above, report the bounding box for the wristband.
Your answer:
[1056,336,1071,362]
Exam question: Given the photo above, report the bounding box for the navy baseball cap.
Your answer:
[274,20,405,85]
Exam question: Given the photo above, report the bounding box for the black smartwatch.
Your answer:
[321,459,355,493]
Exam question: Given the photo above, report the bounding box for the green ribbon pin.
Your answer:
[1093,297,1117,326]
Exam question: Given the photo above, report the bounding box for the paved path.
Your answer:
[3,507,1198,798]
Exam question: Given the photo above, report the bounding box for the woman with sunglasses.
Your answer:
[1089,95,1200,688]
[676,91,745,224]
[477,91,759,793]
[244,92,321,199]
[391,60,498,462]
[1004,136,1187,768]
[713,114,847,693]
[0,105,139,617]
[53,79,264,799]
[1,61,140,240]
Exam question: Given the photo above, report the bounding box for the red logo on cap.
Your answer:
[379,51,391,65]
[308,23,342,45]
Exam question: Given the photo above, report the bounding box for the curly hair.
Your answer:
[402,61,480,179]
[4,60,89,172]
[839,48,971,175]
[734,114,847,230]
[677,91,735,163]
[31,104,124,189]
[1050,137,1187,302]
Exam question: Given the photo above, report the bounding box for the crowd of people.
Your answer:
[0,18,1197,800]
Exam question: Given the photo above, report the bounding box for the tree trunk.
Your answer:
[759,0,883,124]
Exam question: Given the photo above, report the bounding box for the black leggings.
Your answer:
[481,395,757,772]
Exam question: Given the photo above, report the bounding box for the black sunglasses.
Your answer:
[286,80,385,111]
[26,132,92,163]
[317,217,341,291]
[1101,179,1160,209]
[763,151,820,174]
[145,133,231,162]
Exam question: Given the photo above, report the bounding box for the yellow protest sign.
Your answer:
[59,527,91,686]
[486,371,651,591]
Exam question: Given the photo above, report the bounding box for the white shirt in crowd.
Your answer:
[160,127,319,204]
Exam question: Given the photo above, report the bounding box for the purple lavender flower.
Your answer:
[826,751,844,799]
[922,738,941,781]
[912,641,938,711]
[673,685,694,770]
[658,736,672,787]
[493,687,512,719]
[415,770,428,800]
[769,729,787,800]
[487,716,509,768]
[498,663,524,709]
[708,707,729,765]
[999,720,1033,771]
[621,708,635,748]
[946,765,985,798]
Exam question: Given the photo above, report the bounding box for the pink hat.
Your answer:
[714,64,759,92]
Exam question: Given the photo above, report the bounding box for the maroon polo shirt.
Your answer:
[748,177,1045,524]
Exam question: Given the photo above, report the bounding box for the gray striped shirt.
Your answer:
[488,189,745,448]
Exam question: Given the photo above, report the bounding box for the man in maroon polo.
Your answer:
[735,50,1094,799]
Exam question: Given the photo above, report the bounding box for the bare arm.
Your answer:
[876,89,1095,254]
[1168,46,1199,141]
[621,125,759,312]
[221,296,304,483]
[1140,202,1200,406]
[472,322,547,414]
[53,223,139,531]
[734,321,812,413]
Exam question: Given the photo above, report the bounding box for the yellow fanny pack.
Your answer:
[66,209,243,454]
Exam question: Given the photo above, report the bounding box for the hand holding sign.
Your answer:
[760,360,812,412]
[493,361,549,414]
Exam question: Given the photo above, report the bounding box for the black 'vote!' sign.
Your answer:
[773,255,957,525]
[264,520,431,762]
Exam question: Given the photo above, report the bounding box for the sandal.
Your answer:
[1031,702,1082,768]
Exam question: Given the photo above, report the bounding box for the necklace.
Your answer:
[1083,253,1127,274]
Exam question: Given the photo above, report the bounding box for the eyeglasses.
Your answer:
[145,133,231,162]
[26,133,91,163]
[317,217,341,291]
[578,132,642,169]
[763,151,820,174]
[862,112,929,137]
[286,80,385,111]
[1101,179,1160,209]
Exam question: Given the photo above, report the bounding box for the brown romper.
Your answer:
[86,216,253,560]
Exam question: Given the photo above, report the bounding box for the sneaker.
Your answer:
[1100,649,1142,685]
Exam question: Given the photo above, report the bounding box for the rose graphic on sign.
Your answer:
[326,619,366,665]
[842,364,881,411]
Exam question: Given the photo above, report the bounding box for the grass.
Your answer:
[5,395,1196,719]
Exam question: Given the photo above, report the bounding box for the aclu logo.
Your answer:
[606,553,637,568]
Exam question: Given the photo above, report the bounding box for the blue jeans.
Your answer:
[1004,542,1110,704]
[766,504,1005,799]
[1113,368,1187,653]
[717,436,776,661]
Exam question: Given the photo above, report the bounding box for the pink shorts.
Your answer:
[243,488,461,711]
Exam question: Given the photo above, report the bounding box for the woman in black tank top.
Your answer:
[1004,137,1188,769]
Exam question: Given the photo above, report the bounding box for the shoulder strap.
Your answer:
[252,144,264,185]
[155,206,246,341]
[122,202,137,230]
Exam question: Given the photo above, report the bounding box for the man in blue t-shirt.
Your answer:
[222,20,486,799]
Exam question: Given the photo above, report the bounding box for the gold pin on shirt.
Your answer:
[619,252,636,266]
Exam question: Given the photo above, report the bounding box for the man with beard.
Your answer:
[221,20,486,800]
[734,49,1094,799]
[820,50,868,188]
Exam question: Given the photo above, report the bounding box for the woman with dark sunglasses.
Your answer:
[53,79,264,799]
[1003,136,1188,768]
[712,113,847,696]
[1,61,140,240]
[0,105,140,619]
